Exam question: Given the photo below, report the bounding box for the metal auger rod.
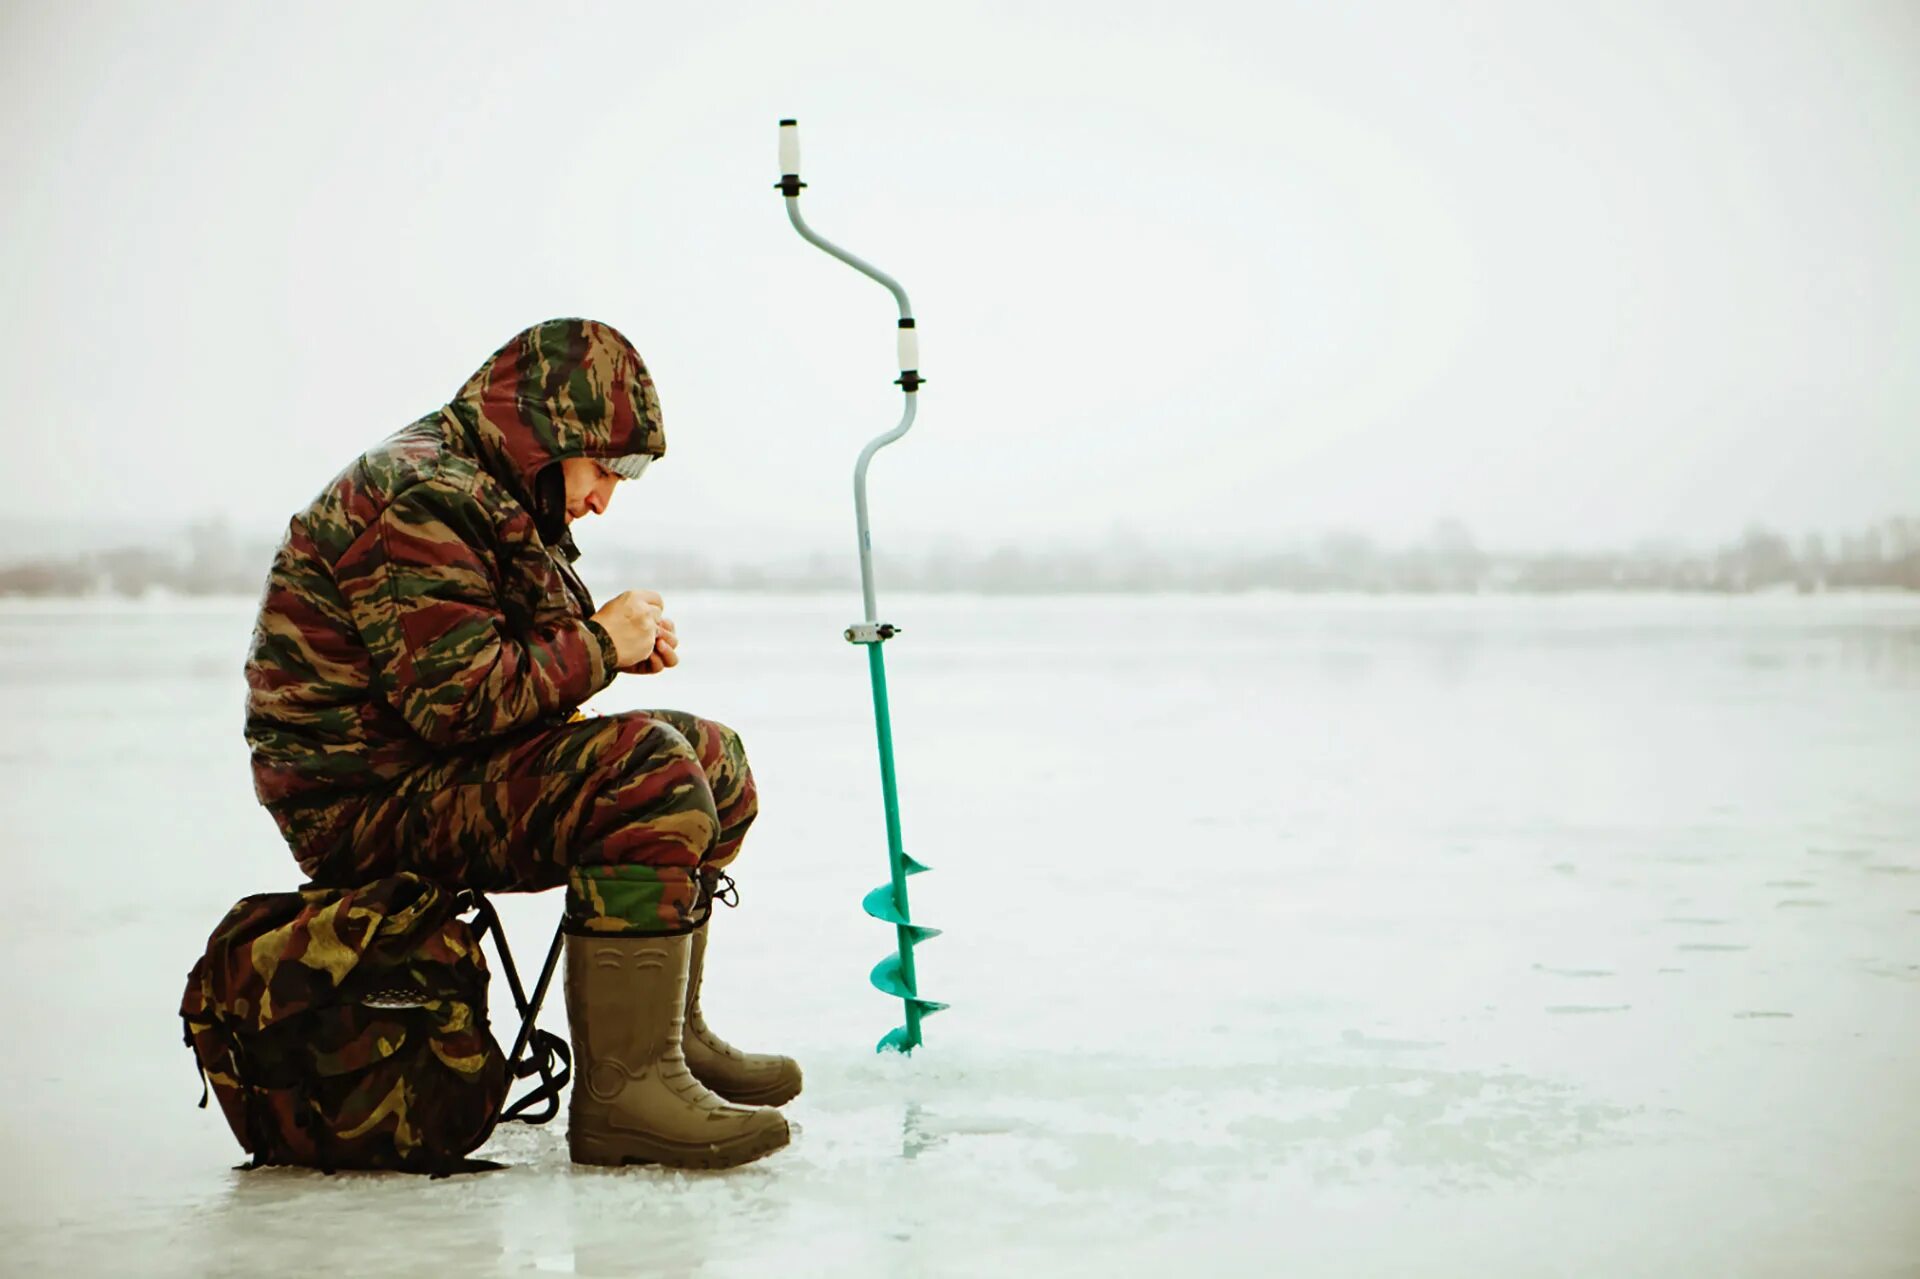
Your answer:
[778,135,918,624]
[777,118,944,1053]
[866,640,919,1045]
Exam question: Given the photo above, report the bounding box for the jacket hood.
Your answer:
[444,317,667,510]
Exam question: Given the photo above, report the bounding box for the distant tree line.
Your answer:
[2,516,1917,598]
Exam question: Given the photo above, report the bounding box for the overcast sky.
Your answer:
[1,1,1914,560]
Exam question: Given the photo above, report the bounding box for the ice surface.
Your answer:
[1,592,1917,1276]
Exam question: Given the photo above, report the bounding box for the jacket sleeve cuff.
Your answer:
[582,617,621,690]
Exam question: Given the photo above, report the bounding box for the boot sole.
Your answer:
[569,1120,790,1171]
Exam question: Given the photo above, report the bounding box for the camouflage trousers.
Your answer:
[301,710,757,934]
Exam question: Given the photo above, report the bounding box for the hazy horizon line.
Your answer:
[3,512,1918,562]
[3,514,1915,598]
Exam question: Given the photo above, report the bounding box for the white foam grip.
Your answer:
[779,124,800,176]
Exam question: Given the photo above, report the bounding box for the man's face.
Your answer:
[560,456,622,523]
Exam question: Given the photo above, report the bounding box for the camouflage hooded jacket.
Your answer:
[244,319,667,860]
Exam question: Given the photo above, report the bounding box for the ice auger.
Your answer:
[776,118,946,1053]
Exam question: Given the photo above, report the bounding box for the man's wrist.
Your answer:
[583,618,622,681]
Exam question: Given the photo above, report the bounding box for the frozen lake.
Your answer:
[1,591,1916,1276]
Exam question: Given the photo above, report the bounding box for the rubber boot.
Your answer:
[563,931,789,1169]
[684,921,805,1107]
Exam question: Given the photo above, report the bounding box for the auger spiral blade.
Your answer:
[867,950,949,1053]
[861,878,946,1053]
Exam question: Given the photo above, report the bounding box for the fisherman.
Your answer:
[242,318,797,1169]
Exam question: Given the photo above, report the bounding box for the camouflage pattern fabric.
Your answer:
[245,317,665,856]
[180,873,507,1172]
[240,318,762,933]
[307,709,758,935]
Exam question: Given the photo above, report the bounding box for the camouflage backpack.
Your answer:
[180,873,568,1175]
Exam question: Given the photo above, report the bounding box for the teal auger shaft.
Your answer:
[776,119,946,1053]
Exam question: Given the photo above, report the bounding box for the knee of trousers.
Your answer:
[600,714,723,861]
[699,718,759,830]
[705,717,745,757]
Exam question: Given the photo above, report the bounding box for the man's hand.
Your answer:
[628,616,679,675]
[590,590,662,670]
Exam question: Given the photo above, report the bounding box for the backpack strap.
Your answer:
[181,1019,210,1109]
[221,1021,277,1170]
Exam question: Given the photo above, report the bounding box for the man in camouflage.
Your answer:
[244,318,796,1169]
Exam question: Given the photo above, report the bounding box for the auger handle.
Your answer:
[777,120,915,339]
[776,117,922,622]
